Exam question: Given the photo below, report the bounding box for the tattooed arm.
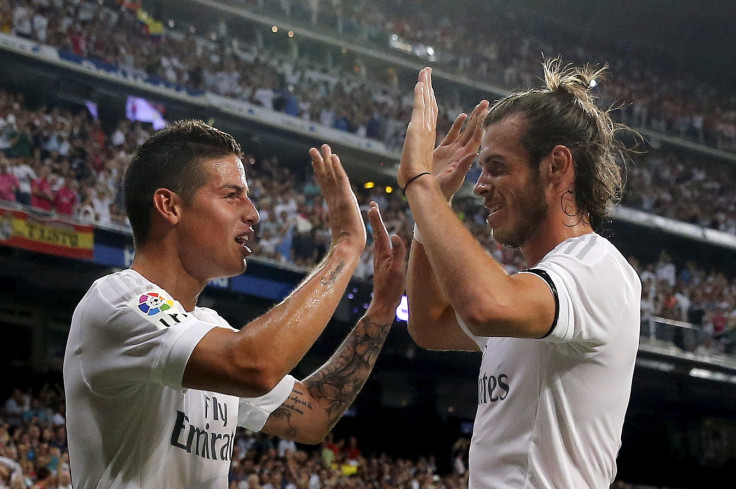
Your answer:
[261,202,408,443]
[263,312,393,443]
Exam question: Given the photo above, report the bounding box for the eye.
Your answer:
[484,161,506,177]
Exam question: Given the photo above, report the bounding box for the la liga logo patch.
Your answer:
[137,292,174,316]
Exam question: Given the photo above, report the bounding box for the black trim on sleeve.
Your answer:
[525,268,559,339]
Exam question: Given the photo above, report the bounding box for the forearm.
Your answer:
[265,309,393,443]
[185,242,361,398]
[303,307,392,428]
[237,242,362,381]
[407,241,450,329]
[407,240,480,351]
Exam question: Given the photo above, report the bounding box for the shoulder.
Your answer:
[540,234,641,308]
[77,270,186,329]
[90,269,161,306]
[540,234,639,287]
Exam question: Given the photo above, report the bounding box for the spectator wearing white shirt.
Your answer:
[91,184,112,225]
[9,158,35,206]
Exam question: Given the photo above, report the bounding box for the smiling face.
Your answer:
[177,154,259,281]
[474,115,549,249]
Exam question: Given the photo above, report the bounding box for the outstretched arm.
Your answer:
[261,202,407,443]
[184,145,366,398]
[405,72,488,351]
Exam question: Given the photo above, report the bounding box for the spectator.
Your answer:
[0,157,19,202]
[90,184,112,225]
[6,122,34,160]
[56,467,72,489]
[30,166,54,211]
[3,389,28,428]
[9,158,35,206]
[30,466,53,489]
[53,176,78,217]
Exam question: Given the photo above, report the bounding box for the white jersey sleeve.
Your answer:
[522,233,642,350]
[70,270,219,394]
[238,374,296,431]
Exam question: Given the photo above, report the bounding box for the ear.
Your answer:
[546,145,575,189]
[152,188,182,226]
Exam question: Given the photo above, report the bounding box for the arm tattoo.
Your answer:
[304,316,392,429]
[270,386,314,439]
[320,261,345,287]
[269,315,391,438]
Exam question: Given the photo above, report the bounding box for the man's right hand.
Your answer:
[309,144,366,254]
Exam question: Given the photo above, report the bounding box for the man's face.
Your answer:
[474,115,549,249]
[177,154,259,281]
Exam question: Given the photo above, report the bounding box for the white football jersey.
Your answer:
[459,233,641,489]
[64,269,293,489]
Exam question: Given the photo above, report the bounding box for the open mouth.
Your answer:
[235,233,253,254]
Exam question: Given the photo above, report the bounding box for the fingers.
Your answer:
[309,146,323,172]
[420,68,437,130]
[412,81,426,129]
[320,144,337,182]
[456,152,477,176]
[428,71,438,126]
[413,67,438,132]
[368,202,390,251]
[369,202,407,258]
[369,202,408,276]
[441,113,468,145]
[460,100,490,146]
[310,144,342,185]
[390,234,407,265]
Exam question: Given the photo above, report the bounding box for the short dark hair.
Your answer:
[36,466,51,480]
[124,120,242,246]
[484,59,631,231]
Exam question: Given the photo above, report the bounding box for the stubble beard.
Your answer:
[489,179,548,249]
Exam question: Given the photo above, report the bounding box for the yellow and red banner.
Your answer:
[0,207,94,260]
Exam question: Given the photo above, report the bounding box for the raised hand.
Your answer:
[366,202,407,318]
[433,100,489,200]
[309,144,366,253]
[398,67,438,190]
[261,203,407,443]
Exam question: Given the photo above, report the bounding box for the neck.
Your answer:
[130,245,204,312]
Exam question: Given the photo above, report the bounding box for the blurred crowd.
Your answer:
[243,0,736,153]
[2,381,731,489]
[3,0,736,158]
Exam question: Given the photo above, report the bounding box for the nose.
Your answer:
[473,171,492,197]
[243,197,260,226]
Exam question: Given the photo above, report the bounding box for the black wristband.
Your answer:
[402,172,432,192]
